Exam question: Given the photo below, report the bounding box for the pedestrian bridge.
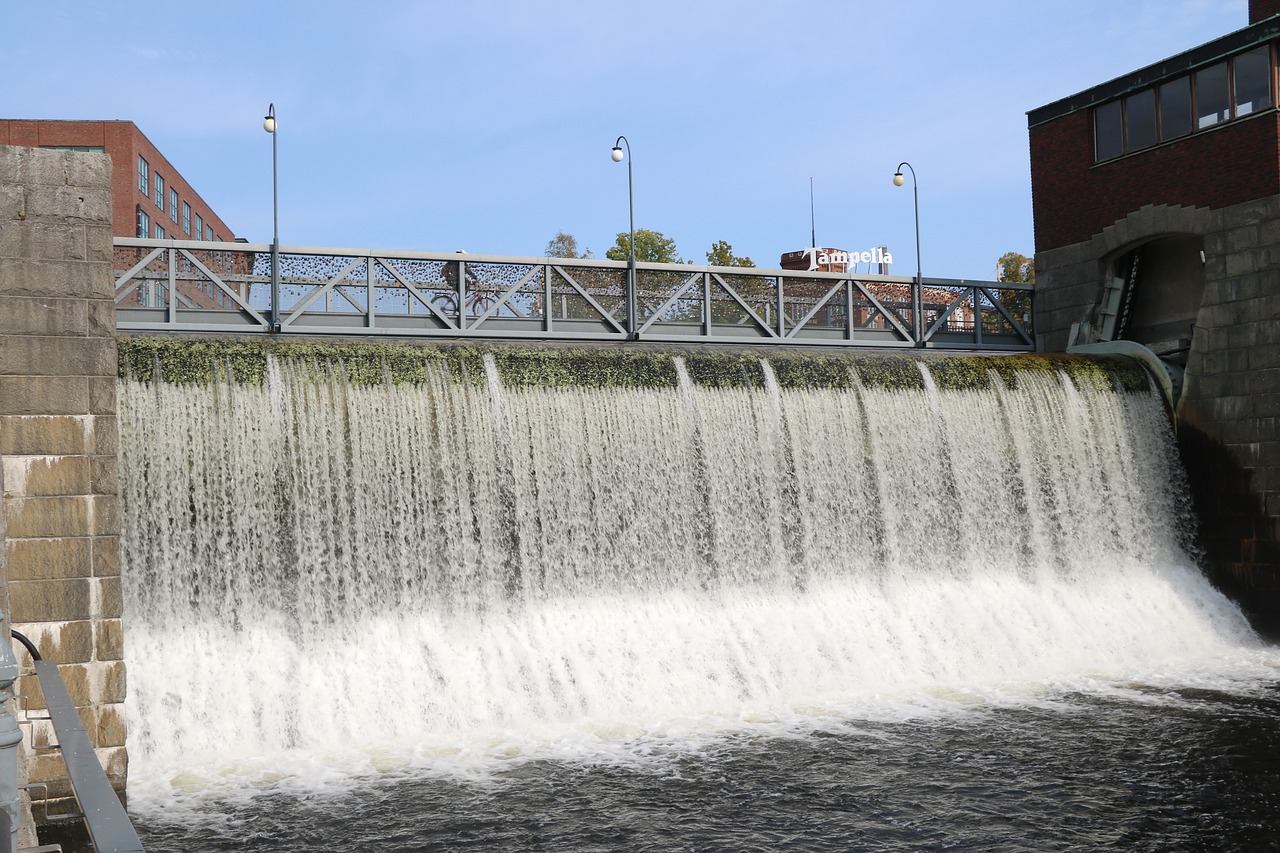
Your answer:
[112,238,1035,350]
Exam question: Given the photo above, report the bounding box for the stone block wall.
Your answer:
[1179,195,1280,635]
[1035,196,1280,636]
[0,144,126,800]
[1033,203,1212,352]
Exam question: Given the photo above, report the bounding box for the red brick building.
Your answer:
[0,120,237,244]
[1028,0,1280,634]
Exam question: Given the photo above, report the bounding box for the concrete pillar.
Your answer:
[0,144,126,820]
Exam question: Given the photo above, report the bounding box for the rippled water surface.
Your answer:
[128,683,1280,852]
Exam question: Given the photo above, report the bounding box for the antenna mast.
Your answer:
[809,177,816,249]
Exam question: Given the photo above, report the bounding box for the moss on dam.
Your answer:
[117,336,1155,394]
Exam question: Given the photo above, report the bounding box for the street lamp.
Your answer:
[264,103,280,332]
[893,162,924,347]
[611,136,637,339]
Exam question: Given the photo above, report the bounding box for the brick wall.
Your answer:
[1031,111,1280,253]
[1252,0,1280,23]
[0,144,127,801]
[0,120,238,243]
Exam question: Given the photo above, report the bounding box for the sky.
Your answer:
[5,0,1250,280]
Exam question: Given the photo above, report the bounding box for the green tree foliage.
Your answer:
[545,231,591,259]
[703,240,772,326]
[996,251,1035,283]
[993,251,1034,335]
[605,229,680,263]
[705,240,755,268]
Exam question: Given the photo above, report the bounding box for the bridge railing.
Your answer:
[112,238,1035,350]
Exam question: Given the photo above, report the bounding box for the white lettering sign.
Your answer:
[801,246,893,271]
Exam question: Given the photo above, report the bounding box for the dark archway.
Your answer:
[1109,235,1206,366]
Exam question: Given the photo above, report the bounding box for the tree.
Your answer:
[993,251,1034,335]
[703,240,770,325]
[605,229,680,263]
[705,240,755,268]
[545,231,591,259]
[996,251,1035,283]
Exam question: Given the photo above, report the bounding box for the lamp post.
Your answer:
[893,162,924,347]
[611,136,637,339]
[263,103,280,332]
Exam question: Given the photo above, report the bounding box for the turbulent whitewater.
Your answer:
[116,349,1266,816]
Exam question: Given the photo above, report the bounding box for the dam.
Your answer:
[113,342,1277,850]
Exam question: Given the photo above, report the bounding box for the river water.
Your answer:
[125,672,1280,852]
[111,352,1279,851]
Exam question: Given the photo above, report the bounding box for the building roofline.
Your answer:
[1027,15,1280,128]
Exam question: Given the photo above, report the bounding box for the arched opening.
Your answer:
[1106,235,1206,366]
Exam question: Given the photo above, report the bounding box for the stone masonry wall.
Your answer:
[0,144,126,801]
[1180,195,1280,635]
[1035,196,1280,636]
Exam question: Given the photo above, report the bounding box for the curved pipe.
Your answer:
[10,630,40,662]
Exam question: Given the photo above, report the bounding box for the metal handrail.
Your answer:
[9,633,143,853]
[111,238,1035,351]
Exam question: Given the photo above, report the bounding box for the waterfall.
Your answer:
[117,349,1259,805]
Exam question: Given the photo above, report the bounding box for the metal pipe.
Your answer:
[8,633,37,663]
[9,631,144,852]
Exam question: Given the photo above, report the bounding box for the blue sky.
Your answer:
[6,0,1248,279]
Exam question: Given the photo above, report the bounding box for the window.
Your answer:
[1094,101,1123,161]
[206,225,214,241]
[195,214,203,241]
[1234,46,1273,116]
[155,174,165,210]
[1159,77,1192,141]
[137,208,150,238]
[170,189,179,223]
[155,223,165,239]
[40,145,105,153]
[138,157,149,195]
[183,202,191,235]
[1095,46,1276,162]
[1125,89,1157,150]
[1196,62,1230,128]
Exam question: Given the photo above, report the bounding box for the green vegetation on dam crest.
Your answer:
[116,336,1153,393]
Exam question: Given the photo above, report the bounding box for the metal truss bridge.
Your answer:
[112,238,1035,351]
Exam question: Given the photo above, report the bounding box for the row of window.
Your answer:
[1094,44,1274,161]
[137,155,218,241]
[137,206,218,242]
[40,145,106,153]
[135,280,236,309]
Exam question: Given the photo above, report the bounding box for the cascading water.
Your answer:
[117,347,1269,828]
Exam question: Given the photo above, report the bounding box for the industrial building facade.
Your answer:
[0,119,237,246]
[1029,0,1280,632]
[1,119,244,310]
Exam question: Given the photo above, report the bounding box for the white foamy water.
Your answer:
[117,355,1273,816]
